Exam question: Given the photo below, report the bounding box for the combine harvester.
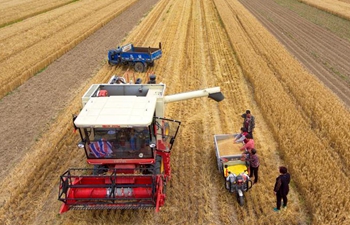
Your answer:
[58,74,224,213]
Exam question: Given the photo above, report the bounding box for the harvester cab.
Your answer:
[58,75,224,214]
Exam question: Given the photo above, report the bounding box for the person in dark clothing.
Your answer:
[273,166,291,211]
[241,110,255,138]
[245,148,259,184]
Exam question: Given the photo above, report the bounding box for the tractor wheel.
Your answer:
[134,62,145,72]
[149,61,155,67]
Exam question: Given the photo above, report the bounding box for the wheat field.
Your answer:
[0,0,349,224]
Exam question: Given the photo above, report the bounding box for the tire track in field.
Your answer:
[164,0,202,221]
[152,0,195,220]
[181,0,216,222]
[200,0,243,223]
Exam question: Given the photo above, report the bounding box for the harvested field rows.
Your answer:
[215,0,350,223]
[239,0,350,164]
[0,0,137,99]
[240,0,350,106]
[0,0,349,224]
[301,0,350,20]
[0,0,74,27]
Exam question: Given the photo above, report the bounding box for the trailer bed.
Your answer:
[214,134,243,156]
[214,134,244,173]
[216,137,242,156]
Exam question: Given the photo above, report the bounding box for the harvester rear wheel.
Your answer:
[134,62,145,72]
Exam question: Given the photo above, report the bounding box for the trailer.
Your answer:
[108,43,162,72]
[214,134,253,206]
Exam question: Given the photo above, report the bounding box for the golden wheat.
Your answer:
[0,0,136,99]
[0,0,349,224]
[301,0,350,20]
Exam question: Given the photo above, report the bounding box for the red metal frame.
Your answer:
[59,138,172,214]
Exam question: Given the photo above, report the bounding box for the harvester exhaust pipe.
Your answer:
[164,87,224,103]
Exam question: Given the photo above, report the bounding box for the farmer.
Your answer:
[240,134,254,152]
[273,166,291,211]
[245,148,260,184]
[241,110,255,138]
[233,127,248,143]
[226,171,236,191]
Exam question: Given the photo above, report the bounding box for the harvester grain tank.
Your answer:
[58,75,224,213]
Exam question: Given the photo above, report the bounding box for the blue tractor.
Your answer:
[108,43,162,72]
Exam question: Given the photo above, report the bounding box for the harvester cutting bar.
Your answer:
[70,203,156,211]
[58,168,160,214]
